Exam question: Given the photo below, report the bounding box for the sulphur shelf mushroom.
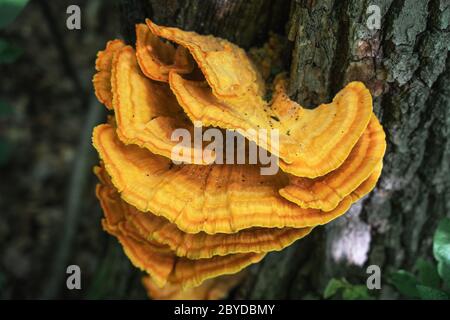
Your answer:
[91,19,386,299]
[142,272,247,300]
[95,165,313,259]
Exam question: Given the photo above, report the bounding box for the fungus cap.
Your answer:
[95,170,313,258]
[146,19,265,98]
[104,219,264,288]
[92,124,353,234]
[142,272,246,300]
[93,39,126,109]
[99,187,264,289]
[168,71,373,178]
[111,45,214,164]
[279,114,386,211]
[136,23,193,82]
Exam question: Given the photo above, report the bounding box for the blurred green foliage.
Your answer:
[0,0,29,29]
[390,218,450,299]
[0,0,29,166]
[324,278,374,300]
[0,0,28,63]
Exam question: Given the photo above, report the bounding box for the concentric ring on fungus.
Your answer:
[99,180,264,289]
[93,41,214,164]
[93,39,126,109]
[104,219,264,288]
[95,165,313,259]
[279,114,386,211]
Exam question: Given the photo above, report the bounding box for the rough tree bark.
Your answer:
[120,0,450,299]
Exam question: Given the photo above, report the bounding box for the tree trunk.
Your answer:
[120,0,450,299]
[119,0,290,48]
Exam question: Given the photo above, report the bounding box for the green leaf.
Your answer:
[0,0,29,29]
[324,278,347,299]
[324,278,374,300]
[0,38,22,63]
[342,285,374,300]
[415,258,440,288]
[434,218,450,285]
[416,285,449,300]
[389,270,420,298]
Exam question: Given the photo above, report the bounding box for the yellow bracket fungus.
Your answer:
[93,39,126,109]
[279,115,386,211]
[136,23,194,82]
[147,20,373,178]
[96,166,312,259]
[97,176,264,288]
[91,19,387,298]
[142,272,246,300]
[92,124,353,234]
[103,218,264,288]
[94,42,214,164]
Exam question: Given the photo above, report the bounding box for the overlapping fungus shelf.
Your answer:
[92,19,386,300]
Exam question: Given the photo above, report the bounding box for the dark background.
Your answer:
[0,0,149,299]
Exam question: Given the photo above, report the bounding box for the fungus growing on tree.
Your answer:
[91,19,386,299]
